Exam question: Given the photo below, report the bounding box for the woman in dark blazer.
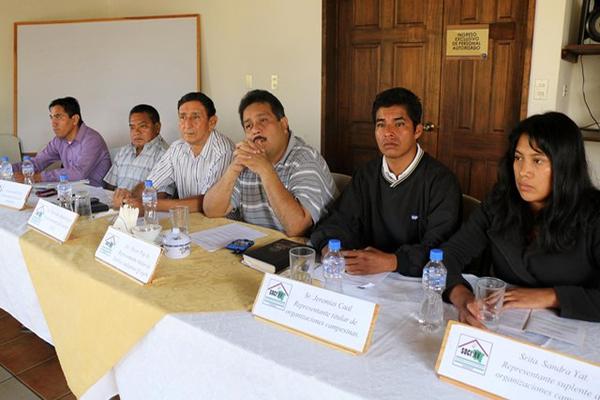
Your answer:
[443,112,600,325]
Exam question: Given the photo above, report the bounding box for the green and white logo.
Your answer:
[453,334,492,375]
[99,235,117,257]
[30,205,46,225]
[262,279,292,310]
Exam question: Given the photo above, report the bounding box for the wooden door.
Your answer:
[323,0,534,199]
[322,0,443,174]
[437,0,534,199]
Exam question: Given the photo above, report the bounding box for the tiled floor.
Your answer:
[0,308,73,400]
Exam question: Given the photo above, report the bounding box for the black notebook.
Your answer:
[242,238,303,274]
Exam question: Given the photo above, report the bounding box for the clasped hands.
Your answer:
[320,246,397,275]
[231,139,272,176]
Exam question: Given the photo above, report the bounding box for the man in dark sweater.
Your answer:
[311,87,461,277]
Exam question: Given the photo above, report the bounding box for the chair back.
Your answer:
[331,172,352,197]
[460,193,493,276]
[461,194,481,223]
[0,134,22,163]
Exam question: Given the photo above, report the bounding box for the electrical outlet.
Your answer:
[533,79,548,100]
[271,74,278,90]
[245,74,253,89]
[562,84,568,97]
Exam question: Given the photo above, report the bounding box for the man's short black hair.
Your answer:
[371,87,422,126]
[238,89,286,124]
[49,96,83,126]
[177,92,216,117]
[129,104,160,124]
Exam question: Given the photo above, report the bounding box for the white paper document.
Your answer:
[33,179,90,189]
[190,223,266,252]
[524,309,586,346]
[342,271,390,289]
[312,266,389,289]
[499,308,531,331]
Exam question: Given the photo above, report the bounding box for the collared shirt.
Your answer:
[381,144,424,187]
[103,135,169,190]
[12,123,111,187]
[147,130,234,198]
[230,134,337,232]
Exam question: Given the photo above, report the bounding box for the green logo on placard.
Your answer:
[30,205,45,224]
[452,334,492,375]
[99,234,117,257]
[262,279,291,310]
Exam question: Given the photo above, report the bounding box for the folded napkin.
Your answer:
[112,204,139,234]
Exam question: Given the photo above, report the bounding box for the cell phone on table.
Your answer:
[226,239,255,254]
[35,188,57,197]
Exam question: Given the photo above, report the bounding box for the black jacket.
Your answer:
[311,153,461,277]
[443,200,600,322]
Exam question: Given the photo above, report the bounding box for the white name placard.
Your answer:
[252,274,379,354]
[27,198,78,243]
[0,179,32,210]
[436,321,600,399]
[95,226,162,285]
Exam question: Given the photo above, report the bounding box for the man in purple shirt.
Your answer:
[13,97,111,187]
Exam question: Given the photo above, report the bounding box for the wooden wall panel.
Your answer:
[350,45,381,121]
[490,42,511,132]
[351,148,379,168]
[453,158,472,193]
[392,45,425,98]
[496,0,513,19]
[349,122,377,147]
[354,0,380,27]
[469,160,487,200]
[460,0,479,22]
[394,0,424,25]
[457,61,475,130]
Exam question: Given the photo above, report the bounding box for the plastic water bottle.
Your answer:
[22,156,35,185]
[418,249,447,333]
[0,156,14,181]
[57,175,73,211]
[323,239,345,293]
[142,180,158,225]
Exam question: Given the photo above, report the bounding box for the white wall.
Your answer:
[528,0,600,128]
[527,0,572,115]
[0,0,322,151]
[527,0,600,187]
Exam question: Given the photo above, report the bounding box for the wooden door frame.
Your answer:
[321,0,537,165]
[321,0,340,169]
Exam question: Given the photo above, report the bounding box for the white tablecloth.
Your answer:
[2,187,600,400]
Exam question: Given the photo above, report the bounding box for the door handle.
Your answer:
[423,122,436,132]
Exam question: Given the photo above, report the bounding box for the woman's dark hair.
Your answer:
[489,111,599,252]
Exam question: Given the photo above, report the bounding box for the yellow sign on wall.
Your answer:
[446,24,489,58]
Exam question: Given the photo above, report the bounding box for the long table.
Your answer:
[2,188,600,399]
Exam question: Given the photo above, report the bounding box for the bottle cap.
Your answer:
[328,239,341,252]
[1,156,8,162]
[430,249,443,261]
[145,180,153,187]
[23,156,31,161]
[59,174,69,181]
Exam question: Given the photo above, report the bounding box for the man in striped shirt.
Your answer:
[103,104,169,191]
[204,90,336,237]
[115,92,234,213]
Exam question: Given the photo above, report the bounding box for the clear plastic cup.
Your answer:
[476,277,506,330]
[289,247,315,284]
